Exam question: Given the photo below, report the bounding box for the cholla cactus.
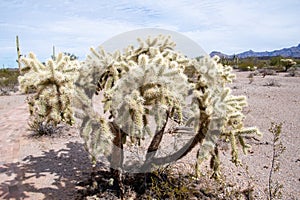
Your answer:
[280,58,296,72]
[18,52,79,126]
[74,35,261,177]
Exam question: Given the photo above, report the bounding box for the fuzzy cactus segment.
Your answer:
[18,52,79,126]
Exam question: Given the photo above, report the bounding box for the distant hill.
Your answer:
[210,44,300,58]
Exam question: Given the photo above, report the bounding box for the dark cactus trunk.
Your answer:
[109,122,125,199]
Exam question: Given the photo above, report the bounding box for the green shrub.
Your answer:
[0,69,19,94]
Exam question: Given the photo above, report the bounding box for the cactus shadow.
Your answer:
[0,141,99,200]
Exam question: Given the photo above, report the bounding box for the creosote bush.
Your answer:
[0,69,19,95]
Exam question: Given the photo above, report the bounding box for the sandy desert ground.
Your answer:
[0,71,299,199]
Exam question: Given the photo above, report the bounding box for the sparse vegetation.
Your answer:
[286,65,300,77]
[220,56,300,73]
[266,122,286,200]
[28,117,61,136]
[0,68,19,95]
[146,164,254,200]
[77,163,255,199]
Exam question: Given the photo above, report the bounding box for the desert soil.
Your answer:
[0,71,299,199]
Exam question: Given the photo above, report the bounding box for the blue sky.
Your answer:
[1,0,299,68]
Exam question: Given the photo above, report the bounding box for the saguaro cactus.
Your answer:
[16,35,21,73]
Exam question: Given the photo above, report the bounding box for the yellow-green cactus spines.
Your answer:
[19,52,79,126]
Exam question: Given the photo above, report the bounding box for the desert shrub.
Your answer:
[28,117,61,136]
[0,69,19,95]
[237,57,258,71]
[286,65,300,77]
[147,165,198,199]
[258,68,277,76]
[270,56,283,66]
[237,65,252,71]
[237,65,257,72]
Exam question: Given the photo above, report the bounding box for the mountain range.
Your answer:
[210,44,300,59]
